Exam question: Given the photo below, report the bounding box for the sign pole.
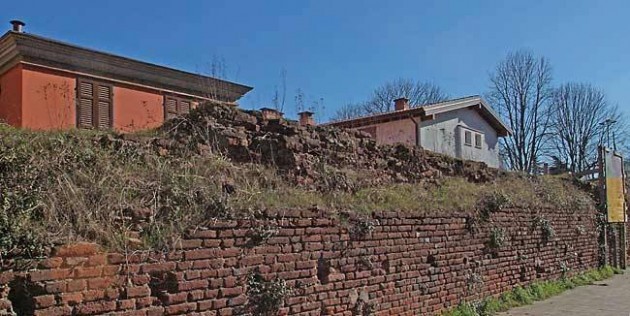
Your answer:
[599,146,608,266]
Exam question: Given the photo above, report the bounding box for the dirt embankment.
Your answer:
[111,101,499,191]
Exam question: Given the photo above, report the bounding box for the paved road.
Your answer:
[500,272,630,316]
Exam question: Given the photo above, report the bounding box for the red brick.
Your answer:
[38,257,63,269]
[117,298,136,310]
[146,307,166,316]
[29,269,71,282]
[63,256,88,267]
[140,262,176,274]
[33,305,72,316]
[87,277,114,290]
[44,281,67,293]
[220,286,243,297]
[66,279,87,292]
[125,285,151,298]
[73,266,102,278]
[73,300,116,315]
[161,292,188,305]
[184,249,217,260]
[86,254,108,266]
[59,292,83,306]
[52,242,100,257]
[33,295,55,308]
[165,302,197,315]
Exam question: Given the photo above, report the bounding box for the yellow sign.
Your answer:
[604,149,626,223]
[606,178,625,222]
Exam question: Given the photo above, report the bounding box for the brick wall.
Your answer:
[0,206,600,316]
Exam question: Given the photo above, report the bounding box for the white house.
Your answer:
[325,96,512,168]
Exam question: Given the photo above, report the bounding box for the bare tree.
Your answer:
[294,88,305,113]
[363,78,448,115]
[550,83,627,172]
[487,50,553,172]
[333,103,366,121]
[332,78,448,120]
[271,68,287,112]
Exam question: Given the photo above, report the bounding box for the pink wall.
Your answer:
[113,85,164,132]
[369,118,417,146]
[0,64,23,126]
[21,65,76,130]
[2,63,201,132]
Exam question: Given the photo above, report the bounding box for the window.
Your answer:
[475,133,483,149]
[77,79,112,129]
[164,96,192,120]
[464,130,472,146]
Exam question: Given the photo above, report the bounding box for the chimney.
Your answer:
[298,111,315,127]
[260,107,283,120]
[394,97,409,111]
[10,20,25,33]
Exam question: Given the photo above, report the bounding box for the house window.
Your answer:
[77,79,113,129]
[164,95,192,120]
[475,133,483,149]
[464,130,472,146]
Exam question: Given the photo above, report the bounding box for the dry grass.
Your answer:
[0,125,595,257]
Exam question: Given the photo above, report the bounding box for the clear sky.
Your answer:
[3,0,629,121]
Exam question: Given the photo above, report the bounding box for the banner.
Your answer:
[603,148,626,223]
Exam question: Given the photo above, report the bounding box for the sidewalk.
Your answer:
[499,272,630,316]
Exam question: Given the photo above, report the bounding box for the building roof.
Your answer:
[324,95,512,137]
[0,30,253,102]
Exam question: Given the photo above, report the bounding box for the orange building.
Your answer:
[0,21,252,132]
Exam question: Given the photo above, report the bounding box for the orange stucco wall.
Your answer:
[21,65,76,130]
[0,64,23,126]
[359,118,417,146]
[6,64,183,132]
[113,85,164,132]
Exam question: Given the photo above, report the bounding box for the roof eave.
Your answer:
[7,31,252,101]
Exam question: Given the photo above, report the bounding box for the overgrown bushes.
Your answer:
[0,119,596,258]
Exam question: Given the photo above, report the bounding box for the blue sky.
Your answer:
[3,0,630,121]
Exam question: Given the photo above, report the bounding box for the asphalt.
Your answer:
[499,271,630,316]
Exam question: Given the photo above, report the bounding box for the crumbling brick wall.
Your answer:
[0,206,600,316]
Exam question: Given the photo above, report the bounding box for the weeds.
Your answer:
[246,272,292,316]
[0,124,597,257]
[532,216,556,244]
[488,228,507,249]
[478,191,510,221]
[443,266,621,316]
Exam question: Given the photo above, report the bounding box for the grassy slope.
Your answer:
[0,124,595,257]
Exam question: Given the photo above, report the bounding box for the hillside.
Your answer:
[0,101,595,258]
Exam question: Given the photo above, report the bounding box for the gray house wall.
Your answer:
[420,107,500,168]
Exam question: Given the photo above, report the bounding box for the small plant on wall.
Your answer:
[350,218,377,240]
[247,272,292,316]
[477,191,510,221]
[488,227,507,249]
[533,216,555,244]
[247,222,279,246]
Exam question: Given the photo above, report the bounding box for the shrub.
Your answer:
[247,272,292,316]
[488,228,507,249]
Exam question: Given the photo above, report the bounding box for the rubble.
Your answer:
[105,101,501,191]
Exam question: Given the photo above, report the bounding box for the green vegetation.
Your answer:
[0,124,596,257]
[246,272,292,316]
[443,266,623,316]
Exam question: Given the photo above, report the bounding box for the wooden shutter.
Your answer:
[164,96,193,120]
[77,80,94,128]
[179,100,191,115]
[97,85,112,129]
[165,97,178,120]
[77,79,113,129]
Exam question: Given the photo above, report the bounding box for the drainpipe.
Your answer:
[409,116,422,148]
